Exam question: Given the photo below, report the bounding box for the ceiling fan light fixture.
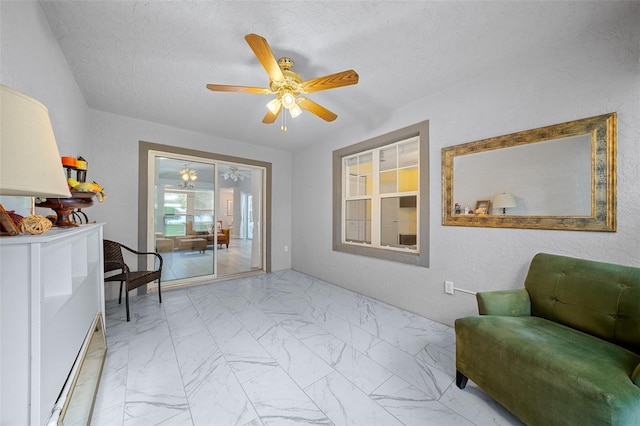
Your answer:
[289,103,302,118]
[266,97,281,114]
[281,92,296,109]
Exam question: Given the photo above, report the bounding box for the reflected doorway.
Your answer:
[147,151,265,288]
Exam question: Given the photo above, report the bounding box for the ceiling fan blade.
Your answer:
[262,103,282,123]
[245,34,285,82]
[206,84,271,95]
[298,98,337,122]
[302,70,359,93]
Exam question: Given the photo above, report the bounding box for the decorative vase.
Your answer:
[36,191,94,227]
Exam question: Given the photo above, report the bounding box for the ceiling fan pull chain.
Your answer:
[281,111,287,132]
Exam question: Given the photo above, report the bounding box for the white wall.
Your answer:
[292,4,640,326]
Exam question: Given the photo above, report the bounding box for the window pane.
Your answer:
[346,158,357,198]
[380,170,397,194]
[359,153,372,196]
[398,139,419,168]
[345,199,371,243]
[398,166,419,192]
[380,146,397,171]
[380,196,417,249]
[346,154,373,197]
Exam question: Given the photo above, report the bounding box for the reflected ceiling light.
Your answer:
[178,164,197,189]
[223,167,245,182]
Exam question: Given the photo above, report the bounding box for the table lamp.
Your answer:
[0,84,71,235]
[493,192,517,215]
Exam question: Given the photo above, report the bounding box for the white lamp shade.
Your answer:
[281,92,296,109]
[289,103,303,118]
[0,85,71,198]
[493,192,517,209]
[265,98,280,114]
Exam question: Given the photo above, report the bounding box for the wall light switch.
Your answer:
[284,245,289,252]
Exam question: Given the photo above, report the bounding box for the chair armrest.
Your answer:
[118,244,163,270]
[476,288,531,316]
[633,363,640,387]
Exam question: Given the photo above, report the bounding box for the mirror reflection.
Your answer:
[454,133,591,216]
[442,113,616,231]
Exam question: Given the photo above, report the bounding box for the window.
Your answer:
[333,121,429,267]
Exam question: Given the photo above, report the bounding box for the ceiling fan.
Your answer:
[206,34,359,131]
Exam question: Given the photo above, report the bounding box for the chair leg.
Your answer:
[118,281,123,304]
[125,288,131,322]
[157,278,162,304]
[456,370,468,389]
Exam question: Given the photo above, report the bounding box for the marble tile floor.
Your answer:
[93,270,523,426]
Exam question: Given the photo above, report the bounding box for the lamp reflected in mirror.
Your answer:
[493,193,517,215]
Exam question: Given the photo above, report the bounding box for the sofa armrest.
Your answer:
[633,364,640,387]
[476,288,531,316]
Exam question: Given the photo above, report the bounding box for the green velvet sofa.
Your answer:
[455,253,640,425]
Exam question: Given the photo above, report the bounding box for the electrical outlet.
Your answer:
[445,280,455,295]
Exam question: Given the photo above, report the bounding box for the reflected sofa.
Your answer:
[210,228,229,248]
[182,220,230,249]
[455,253,640,426]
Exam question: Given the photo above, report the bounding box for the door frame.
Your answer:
[138,141,272,281]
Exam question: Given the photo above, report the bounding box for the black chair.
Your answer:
[103,239,163,321]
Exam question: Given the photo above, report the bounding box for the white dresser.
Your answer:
[0,224,104,425]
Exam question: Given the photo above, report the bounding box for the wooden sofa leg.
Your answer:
[456,370,468,389]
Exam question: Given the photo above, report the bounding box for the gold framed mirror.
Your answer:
[442,113,616,231]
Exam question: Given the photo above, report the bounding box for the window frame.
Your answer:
[333,121,429,267]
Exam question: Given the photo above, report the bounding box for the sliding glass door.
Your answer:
[147,150,265,287]
[152,156,216,281]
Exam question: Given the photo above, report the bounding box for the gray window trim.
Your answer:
[332,121,429,267]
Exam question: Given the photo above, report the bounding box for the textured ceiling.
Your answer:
[39,1,629,152]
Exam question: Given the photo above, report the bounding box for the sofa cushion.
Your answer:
[634,363,640,387]
[456,315,640,425]
[524,253,640,353]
